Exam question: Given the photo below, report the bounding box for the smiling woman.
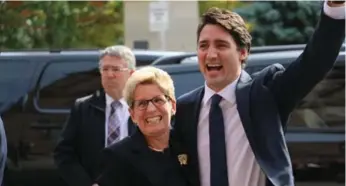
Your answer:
[96,66,190,186]
[124,66,176,141]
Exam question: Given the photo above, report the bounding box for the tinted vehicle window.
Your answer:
[37,61,100,110]
[288,65,345,129]
[0,62,101,172]
[136,55,160,66]
[170,71,204,97]
[20,62,101,156]
[0,59,37,112]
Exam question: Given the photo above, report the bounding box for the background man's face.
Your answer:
[100,55,131,99]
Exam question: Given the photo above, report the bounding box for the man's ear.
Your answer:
[239,48,248,62]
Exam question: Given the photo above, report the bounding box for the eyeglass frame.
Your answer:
[132,95,171,110]
[99,65,130,74]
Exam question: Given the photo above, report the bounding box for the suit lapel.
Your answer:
[185,87,204,186]
[236,71,276,186]
[89,90,107,147]
[235,70,257,155]
[89,90,135,146]
[235,70,253,130]
[191,87,204,158]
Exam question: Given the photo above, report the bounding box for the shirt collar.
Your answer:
[202,76,239,106]
[105,93,128,108]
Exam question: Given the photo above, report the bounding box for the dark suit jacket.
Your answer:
[96,127,190,186]
[53,90,136,186]
[173,11,345,186]
[0,117,7,186]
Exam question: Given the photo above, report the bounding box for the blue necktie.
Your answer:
[209,94,228,186]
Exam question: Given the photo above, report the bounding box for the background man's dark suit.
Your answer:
[54,90,135,186]
[173,10,345,186]
[0,117,7,186]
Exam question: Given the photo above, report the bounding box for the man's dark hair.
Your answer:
[197,7,252,54]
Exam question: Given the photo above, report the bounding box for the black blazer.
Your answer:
[0,116,6,186]
[96,127,190,186]
[173,10,345,186]
[53,90,136,186]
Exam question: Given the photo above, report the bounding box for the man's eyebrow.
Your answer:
[198,40,209,45]
[198,39,230,44]
[214,39,229,44]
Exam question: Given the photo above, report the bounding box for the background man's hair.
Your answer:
[99,45,136,70]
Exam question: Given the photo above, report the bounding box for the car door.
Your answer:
[4,58,101,186]
[285,60,345,182]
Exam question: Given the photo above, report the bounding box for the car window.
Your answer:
[288,65,345,129]
[135,55,160,66]
[36,61,99,110]
[170,71,204,97]
[0,59,36,113]
[181,56,198,64]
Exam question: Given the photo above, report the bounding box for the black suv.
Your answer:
[1,46,344,186]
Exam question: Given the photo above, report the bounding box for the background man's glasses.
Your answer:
[100,66,129,74]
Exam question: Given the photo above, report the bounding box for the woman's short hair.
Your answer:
[123,66,175,108]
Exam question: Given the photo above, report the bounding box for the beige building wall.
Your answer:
[124,1,199,52]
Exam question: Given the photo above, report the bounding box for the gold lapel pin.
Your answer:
[178,154,188,165]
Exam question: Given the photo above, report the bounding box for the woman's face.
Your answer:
[129,83,176,137]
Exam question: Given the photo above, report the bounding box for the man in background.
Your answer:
[54,45,137,186]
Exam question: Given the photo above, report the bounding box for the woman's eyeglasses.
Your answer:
[133,95,170,110]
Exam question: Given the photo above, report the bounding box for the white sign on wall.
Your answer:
[149,1,169,32]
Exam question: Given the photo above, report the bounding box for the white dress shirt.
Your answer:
[104,94,130,147]
[198,77,266,186]
[198,3,345,186]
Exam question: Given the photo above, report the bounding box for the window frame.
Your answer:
[33,59,99,114]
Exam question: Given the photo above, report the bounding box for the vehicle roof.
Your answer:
[181,49,346,65]
[154,50,345,73]
[152,44,345,66]
[0,49,186,57]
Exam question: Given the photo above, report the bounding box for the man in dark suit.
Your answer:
[0,116,7,186]
[173,1,345,186]
[54,45,136,186]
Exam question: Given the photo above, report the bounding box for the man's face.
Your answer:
[100,55,132,99]
[197,24,248,92]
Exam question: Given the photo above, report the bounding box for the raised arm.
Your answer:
[269,1,345,118]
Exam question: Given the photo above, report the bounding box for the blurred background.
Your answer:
[1,1,322,51]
